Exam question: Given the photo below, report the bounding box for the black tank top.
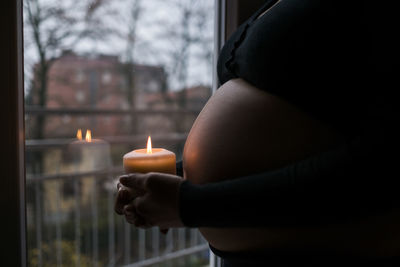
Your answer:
[217,0,399,135]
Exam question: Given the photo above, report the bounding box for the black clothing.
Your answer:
[179,0,400,228]
[210,245,400,267]
[217,0,399,134]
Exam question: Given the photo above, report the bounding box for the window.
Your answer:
[23,0,216,266]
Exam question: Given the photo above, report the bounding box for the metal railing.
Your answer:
[26,168,208,267]
[25,107,202,116]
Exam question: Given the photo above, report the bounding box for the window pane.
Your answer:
[24,0,214,266]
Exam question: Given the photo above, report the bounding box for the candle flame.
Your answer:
[85,130,92,142]
[147,136,152,154]
[76,129,82,140]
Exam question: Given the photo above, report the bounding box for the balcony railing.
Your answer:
[26,168,208,267]
[25,106,202,116]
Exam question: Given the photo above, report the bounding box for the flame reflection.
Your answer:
[85,130,92,142]
[77,129,82,140]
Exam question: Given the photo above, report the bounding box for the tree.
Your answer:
[122,0,142,134]
[149,0,213,134]
[24,0,112,140]
[157,0,214,107]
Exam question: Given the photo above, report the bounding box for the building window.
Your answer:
[75,69,85,83]
[102,71,112,85]
[75,91,85,102]
[147,80,160,93]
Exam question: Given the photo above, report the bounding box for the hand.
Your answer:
[118,172,185,229]
[114,180,140,216]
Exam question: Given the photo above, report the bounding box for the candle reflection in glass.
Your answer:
[69,129,111,172]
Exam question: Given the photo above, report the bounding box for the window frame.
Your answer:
[2,0,263,266]
[1,0,27,266]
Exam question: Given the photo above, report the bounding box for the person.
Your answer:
[115,0,400,265]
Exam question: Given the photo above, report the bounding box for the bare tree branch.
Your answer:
[24,0,113,140]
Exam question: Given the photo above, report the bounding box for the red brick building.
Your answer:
[41,51,168,138]
[28,51,211,139]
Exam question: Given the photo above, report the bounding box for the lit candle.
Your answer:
[123,136,176,174]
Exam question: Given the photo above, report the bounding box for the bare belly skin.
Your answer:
[182,78,400,256]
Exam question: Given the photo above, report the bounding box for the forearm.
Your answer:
[179,134,400,228]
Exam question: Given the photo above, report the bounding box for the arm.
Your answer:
[179,132,400,227]
[116,130,400,229]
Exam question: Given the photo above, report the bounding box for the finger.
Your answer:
[126,198,154,228]
[119,173,148,191]
[117,175,130,189]
[117,182,128,191]
[125,213,143,226]
[123,203,136,214]
[123,203,147,224]
[131,196,148,217]
[124,209,139,224]
[114,189,133,215]
[123,204,140,224]
[124,210,152,228]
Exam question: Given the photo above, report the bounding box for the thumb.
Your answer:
[119,173,147,190]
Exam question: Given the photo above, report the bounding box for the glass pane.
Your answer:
[24,0,214,266]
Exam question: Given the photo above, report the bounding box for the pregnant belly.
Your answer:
[182,79,400,255]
